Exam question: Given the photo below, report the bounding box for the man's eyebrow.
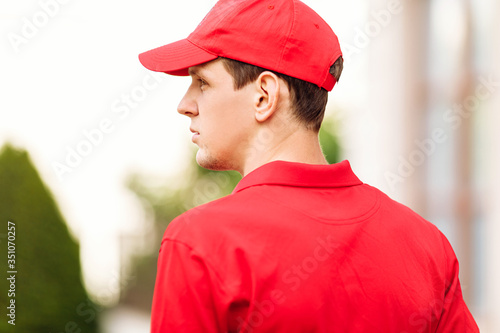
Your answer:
[188,64,213,79]
[188,66,207,77]
[188,67,199,76]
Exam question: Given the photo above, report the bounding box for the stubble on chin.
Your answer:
[195,149,235,171]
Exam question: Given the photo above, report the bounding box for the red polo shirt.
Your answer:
[150,160,478,333]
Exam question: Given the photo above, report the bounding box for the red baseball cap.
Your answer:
[139,0,342,91]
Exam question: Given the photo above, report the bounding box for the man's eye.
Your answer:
[198,78,207,87]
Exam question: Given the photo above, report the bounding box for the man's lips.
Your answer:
[190,128,200,142]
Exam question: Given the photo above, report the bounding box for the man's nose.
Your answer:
[177,88,198,117]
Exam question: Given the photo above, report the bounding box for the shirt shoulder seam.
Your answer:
[161,236,225,285]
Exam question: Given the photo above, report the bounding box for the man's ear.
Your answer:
[253,71,280,123]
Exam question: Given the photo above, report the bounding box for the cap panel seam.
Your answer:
[186,38,219,56]
[277,0,297,72]
[192,0,245,52]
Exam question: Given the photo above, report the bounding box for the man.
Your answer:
[139,0,479,332]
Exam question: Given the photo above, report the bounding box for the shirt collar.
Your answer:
[232,160,363,194]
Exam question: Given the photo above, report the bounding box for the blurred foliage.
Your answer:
[0,144,99,333]
[320,117,341,164]
[120,148,242,311]
[120,116,341,312]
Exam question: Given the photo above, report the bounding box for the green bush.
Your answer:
[0,144,99,333]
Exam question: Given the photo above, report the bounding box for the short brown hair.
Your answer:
[221,57,343,132]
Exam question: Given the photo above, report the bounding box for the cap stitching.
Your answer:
[277,0,297,71]
[186,38,219,57]
[195,0,244,51]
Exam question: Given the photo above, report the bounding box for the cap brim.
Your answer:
[138,39,218,76]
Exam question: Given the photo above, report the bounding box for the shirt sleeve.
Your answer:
[435,234,479,333]
[150,238,223,333]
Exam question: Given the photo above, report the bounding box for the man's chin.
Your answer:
[196,150,234,172]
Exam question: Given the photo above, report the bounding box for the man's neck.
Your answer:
[240,128,328,177]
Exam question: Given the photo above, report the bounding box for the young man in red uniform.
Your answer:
[139,0,479,332]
